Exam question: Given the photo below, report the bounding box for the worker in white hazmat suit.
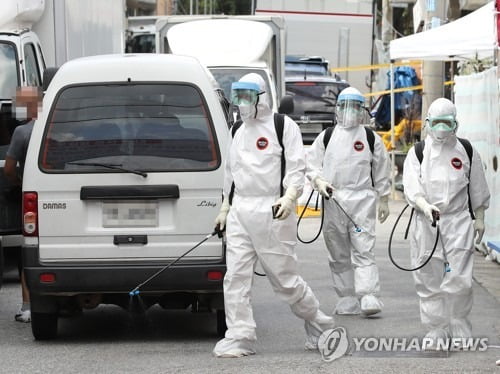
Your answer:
[307,87,391,316]
[403,98,490,349]
[212,73,334,358]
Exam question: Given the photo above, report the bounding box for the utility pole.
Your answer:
[421,0,448,131]
[381,0,393,49]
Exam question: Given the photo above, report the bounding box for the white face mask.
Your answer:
[428,122,455,143]
[430,128,454,143]
[238,104,256,121]
[14,106,28,121]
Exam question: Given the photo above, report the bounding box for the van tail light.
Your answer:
[207,271,223,281]
[23,192,38,236]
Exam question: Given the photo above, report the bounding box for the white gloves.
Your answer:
[378,195,390,224]
[473,206,485,244]
[312,176,333,199]
[214,198,230,231]
[273,186,298,220]
[415,196,440,224]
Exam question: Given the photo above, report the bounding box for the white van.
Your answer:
[22,54,230,340]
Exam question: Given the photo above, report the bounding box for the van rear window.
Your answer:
[40,83,220,172]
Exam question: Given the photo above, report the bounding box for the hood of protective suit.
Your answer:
[237,73,272,123]
[426,98,458,144]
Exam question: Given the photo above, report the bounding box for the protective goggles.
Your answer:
[336,100,364,112]
[231,82,261,106]
[427,115,457,130]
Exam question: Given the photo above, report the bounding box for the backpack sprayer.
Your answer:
[388,205,445,272]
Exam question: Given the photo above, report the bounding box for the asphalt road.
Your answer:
[1,199,499,373]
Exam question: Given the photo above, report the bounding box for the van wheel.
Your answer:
[0,242,4,290]
[31,312,58,340]
[216,309,227,337]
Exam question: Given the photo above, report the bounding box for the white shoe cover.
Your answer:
[449,318,472,339]
[213,337,256,358]
[423,328,451,351]
[449,319,472,349]
[360,295,383,316]
[304,310,335,350]
[334,296,361,315]
[14,309,31,323]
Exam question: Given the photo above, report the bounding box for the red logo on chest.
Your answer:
[256,137,269,150]
[451,157,463,170]
[353,141,364,152]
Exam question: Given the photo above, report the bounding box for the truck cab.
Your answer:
[155,15,286,113]
[0,27,46,285]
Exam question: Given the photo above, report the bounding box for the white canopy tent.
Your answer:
[390,1,497,61]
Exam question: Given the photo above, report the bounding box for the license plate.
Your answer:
[102,201,158,227]
[301,124,323,133]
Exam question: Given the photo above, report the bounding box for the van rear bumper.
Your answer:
[23,245,226,294]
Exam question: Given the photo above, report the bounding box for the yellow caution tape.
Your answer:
[331,61,422,73]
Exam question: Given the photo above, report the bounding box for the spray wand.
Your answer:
[129,228,223,296]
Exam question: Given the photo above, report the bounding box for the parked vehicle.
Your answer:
[1,0,47,284]
[22,54,230,340]
[285,75,349,145]
[256,0,373,94]
[125,16,157,53]
[1,0,126,285]
[155,15,286,112]
[285,55,331,77]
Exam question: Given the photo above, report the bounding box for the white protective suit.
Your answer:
[307,87,391,316]
[213,73,334,358]
[403,98,490,345]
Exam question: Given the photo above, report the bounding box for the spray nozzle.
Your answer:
[129,289,140,297]
[325,187,333,200]
[213,224,225,238]
[431,210,440,227]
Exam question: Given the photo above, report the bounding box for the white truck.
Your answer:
[126,16,158,53]
[0,0,125,285]
[256,0,374,94]
[155,15,287,112]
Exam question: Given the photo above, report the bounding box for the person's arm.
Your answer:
[371,133,391,198]
[468,146,490,213]
[305,130,327,185]
[4,155,20,185]
[281,116,306,196]
[402,146,425,207]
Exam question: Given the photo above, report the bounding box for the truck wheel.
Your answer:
[0,242,3,290]
[216,309,227,337]
[31,312,58,340]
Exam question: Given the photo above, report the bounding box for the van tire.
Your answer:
[216,309,227,337]
[32,312,58,340]
[0,242,3,290]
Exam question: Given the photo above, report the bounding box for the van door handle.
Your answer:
[114,235,148,245]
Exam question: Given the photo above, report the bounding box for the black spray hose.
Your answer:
[388,204,440,272]
[297,188,363,244]
[129,229,223,296]
[297,189,325,244]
